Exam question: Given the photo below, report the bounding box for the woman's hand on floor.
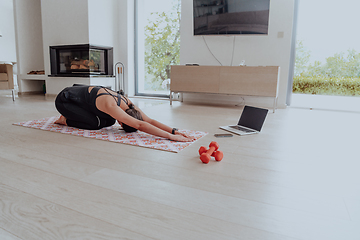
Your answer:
[175,131,196,141]
[170,133,195,142]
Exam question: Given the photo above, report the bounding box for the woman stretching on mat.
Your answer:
[54,84,194,142]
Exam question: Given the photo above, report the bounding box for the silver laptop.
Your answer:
[220,105,268,136]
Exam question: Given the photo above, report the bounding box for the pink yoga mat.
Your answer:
[13,116,207,153]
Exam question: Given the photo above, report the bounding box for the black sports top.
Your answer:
[62,84,127,120]
[95,87,129,107]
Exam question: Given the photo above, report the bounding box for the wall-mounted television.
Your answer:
[193,0,270,35]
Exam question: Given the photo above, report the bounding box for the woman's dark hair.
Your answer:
[122,103,143,133]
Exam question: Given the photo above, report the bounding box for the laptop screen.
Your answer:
[238,106,269,131]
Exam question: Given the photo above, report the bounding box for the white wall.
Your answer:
[13,0,44,75]
[0,0,17,63]
[88,0,117,47]
[88,0,135,96]
[40,0,90,94]
[180,0,295,108]
[116,0,135,96]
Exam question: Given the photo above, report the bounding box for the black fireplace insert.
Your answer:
[49,44,113,77]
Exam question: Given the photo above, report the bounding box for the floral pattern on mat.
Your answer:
[13,116,207,153]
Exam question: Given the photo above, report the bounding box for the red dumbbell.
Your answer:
[199,141,223,163]
[199,142,223,161]
[212,150,223,162]
[199,145,222,160]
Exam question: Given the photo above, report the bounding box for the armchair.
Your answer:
[0,63,15,101]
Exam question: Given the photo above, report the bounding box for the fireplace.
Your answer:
[49,44,113,77]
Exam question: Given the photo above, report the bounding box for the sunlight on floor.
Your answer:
[290,93,360,113]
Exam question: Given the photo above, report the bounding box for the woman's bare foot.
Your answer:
[55,115,67,125]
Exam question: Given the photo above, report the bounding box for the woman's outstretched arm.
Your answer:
[135,106,195,140]
[102,102,194,142]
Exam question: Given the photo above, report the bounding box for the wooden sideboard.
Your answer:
[170,65,280,112]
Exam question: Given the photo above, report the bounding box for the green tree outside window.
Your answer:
[294,40,360,96]
[144,0,181,92]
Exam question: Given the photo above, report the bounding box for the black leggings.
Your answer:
[55,87,116,130]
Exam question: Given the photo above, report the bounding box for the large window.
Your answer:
[135,0,181,97]
[293,0,360,97]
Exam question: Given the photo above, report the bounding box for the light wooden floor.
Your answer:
[1,93,359,240]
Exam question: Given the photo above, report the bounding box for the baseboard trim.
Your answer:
[18,91,44,95]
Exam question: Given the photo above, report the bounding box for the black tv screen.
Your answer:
[193,0,270,35]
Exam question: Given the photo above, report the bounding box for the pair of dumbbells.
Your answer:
[198,141,223,164]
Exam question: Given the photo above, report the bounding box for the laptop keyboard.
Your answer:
[230,125,255,133]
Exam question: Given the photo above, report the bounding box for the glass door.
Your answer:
[135,0,181,97]
[292,0,360,111]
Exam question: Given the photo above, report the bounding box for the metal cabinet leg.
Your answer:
[273,97,277,113]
